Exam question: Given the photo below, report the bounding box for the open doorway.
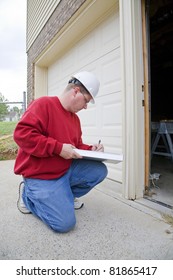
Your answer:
[149,0,173,209]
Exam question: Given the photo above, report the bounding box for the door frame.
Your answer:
[120,0,145,199]
[141,0,150,190]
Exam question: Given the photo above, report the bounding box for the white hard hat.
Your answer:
[69,71,100,103]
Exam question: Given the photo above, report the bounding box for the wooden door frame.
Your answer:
[141,0,150,189]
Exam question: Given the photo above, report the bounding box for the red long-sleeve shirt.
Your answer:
[14,96,92,179]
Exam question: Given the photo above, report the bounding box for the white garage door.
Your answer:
[48,11,122,182]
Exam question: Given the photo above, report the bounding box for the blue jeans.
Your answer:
[23,159,107,233]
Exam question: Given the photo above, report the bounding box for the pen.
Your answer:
[95,140,102,151]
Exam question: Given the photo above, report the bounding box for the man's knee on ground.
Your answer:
[49,215,76,233]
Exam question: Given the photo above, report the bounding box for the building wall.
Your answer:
[27,0,60,51]
[27,0,87,103]
[26,0,145,198]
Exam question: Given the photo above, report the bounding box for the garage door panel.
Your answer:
[81,126,121,137]
[104,136,122,153]
[71,15,120,69]
[80,91,121,119]
[77,36,96,64]
[107,164,122,181]
[81,133,122,151]
[79,87,122,162]
[100,49,121,96]
[101,126,122,137]
[102,102,121,125]
[48,11,122,183]
[100,13,120,53]
[78,107,97,127]
[61,52,76,75]
[97,93,122,128]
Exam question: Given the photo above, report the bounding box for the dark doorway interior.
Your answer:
[150,0,173,121]
[149,0,173,209]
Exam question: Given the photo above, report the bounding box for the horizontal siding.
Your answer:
[27,0,60,50]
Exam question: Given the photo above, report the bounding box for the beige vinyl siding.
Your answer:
[27,0,60,50]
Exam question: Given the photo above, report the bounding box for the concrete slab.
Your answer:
[0,160,173,260]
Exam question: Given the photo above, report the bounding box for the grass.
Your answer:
[0,121,17,137]
[0,121,18,160]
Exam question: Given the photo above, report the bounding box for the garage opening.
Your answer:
[149,0,173,209]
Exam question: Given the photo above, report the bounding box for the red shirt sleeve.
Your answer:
[14,101,63,158]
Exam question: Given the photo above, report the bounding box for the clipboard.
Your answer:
[73,149,123,164]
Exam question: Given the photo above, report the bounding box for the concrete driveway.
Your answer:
[0,160,173,260]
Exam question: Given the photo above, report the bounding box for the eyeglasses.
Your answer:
[80,91,91,104]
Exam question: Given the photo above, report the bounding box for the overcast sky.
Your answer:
[0,0,27,103]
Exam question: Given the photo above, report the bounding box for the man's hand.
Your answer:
[59,144,82,159]
[91,143,104,152]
